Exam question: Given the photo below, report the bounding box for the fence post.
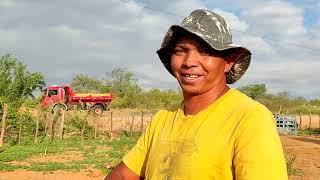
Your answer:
[49,109,57,143]
[308,112,312,129]
[59,110,66,140]
[0,104,8,147]
[298,113,302,129]
[95,114,101,139]
[18,113,24,145]
[318,114,320,129]
[81,121,86,146]
[140,111,144,133]
[34,112,40,143]
[130,113,135,139]
[44,112,49,135]
[109,111,113,138]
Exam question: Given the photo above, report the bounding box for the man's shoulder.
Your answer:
[227,89,271,113]
[154,108,180,118]
[148,108,180,127]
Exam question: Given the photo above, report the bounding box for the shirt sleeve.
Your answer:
[122,110,162,177]
[233,104,288,180]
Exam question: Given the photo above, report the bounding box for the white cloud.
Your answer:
[242,1,307,41]
[310,22,320,49]
[0,0,319,99]
[170,0,205,16]
[132,64,175,83]
[0,0,14,8]
[213,9,249,31]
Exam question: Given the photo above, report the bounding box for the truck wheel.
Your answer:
[93,105,104,115]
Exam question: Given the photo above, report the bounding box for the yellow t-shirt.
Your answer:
[123,89,288,180]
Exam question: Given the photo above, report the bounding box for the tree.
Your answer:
[310,99,320,106]
[0,54,45,106]
[237,84,267,100]
[0,54,45,147]
[70,74,110,93]
[141,88,182,110]
[104,68,142,108]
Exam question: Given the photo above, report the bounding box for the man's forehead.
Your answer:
[174,34,211,48]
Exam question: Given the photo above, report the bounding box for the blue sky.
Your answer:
[0,0,319,99]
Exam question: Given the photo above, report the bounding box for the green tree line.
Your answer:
[70,70,320,115]
[0,53,319,147]
[1,53,319,115]
[238,84,320,114]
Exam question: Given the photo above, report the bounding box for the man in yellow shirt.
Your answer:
[107,9,287,180]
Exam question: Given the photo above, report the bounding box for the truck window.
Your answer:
[48,90,58,97]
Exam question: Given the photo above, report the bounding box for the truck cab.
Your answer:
[41,85,65,107]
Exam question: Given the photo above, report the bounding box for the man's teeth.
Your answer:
[184,74,199,79]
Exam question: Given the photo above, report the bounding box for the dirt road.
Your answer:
[281,135,320,180]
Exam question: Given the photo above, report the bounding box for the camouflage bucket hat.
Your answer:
[156,9,251,84]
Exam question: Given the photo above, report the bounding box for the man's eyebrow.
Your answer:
[174,44,187,49]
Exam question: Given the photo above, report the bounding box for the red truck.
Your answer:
[41,85,112,114]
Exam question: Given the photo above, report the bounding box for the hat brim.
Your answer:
[157,25,251,84]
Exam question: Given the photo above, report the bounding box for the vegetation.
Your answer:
[0,54,45,106]
[0,54,45,147]
[286,156,304,176]
[70,67,183,110]
[0,53,319,177]
[297,129,320,136]
[70,70,320,114]
[0,133,139,174]
[237,84,320,114]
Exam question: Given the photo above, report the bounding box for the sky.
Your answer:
[0,0,319,99]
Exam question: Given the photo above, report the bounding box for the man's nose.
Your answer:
[182,50,199,68]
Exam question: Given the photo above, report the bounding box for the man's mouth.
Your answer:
[183,74,199,80]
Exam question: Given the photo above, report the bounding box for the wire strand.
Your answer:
[117,0,320,54]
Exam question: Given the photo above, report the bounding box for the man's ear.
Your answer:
[224,50,238,73]
[224,60,235,73]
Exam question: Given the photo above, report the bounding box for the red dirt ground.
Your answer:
[281,135,320,180]
[0,135,319,180]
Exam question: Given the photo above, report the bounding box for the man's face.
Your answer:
[171,35,233,96]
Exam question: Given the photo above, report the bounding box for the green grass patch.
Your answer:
[298,128,320,136]
[0,132,140,174]
[286,156,304,176]
[0,163,29,171]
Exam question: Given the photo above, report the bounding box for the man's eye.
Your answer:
[173,48,185,55]
[198,48,210,55]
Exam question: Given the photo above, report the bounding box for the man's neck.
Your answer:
[183,85,230,115]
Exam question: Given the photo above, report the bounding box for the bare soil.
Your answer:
[0,135,318,179]
[281,135,320,180]
[0,169,104,180]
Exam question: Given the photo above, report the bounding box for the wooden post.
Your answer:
[140,111,144,133]
[81,123,85,146]
[318,114,320,129]
[95,115,101,139]
[59,110,66,140]
[34,113,40,143]
[44,112,49,135]
[18,114,23,145]
[109,111,113,138]
[0,104,8,147]
[299,113,302,130]
[130,113,135,139]
[49,109,57,143]
[308,111,312,129]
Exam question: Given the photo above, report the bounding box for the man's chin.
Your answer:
[181,87,201,96]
